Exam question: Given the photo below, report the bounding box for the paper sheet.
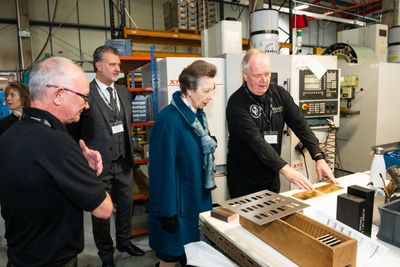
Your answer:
[185,241,238,267]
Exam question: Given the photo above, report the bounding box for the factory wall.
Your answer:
[0,0,338,72]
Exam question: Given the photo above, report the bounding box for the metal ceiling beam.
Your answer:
[240,0,367,25]
[327,0,382,17]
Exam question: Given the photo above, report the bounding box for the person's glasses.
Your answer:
[46,84,89,103]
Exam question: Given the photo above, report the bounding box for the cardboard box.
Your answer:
[240,212,357,267]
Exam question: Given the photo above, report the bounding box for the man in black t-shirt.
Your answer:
[0,57,113,267]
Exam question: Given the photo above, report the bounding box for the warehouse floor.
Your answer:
[0,212,159,267]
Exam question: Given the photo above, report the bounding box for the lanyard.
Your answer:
[22,114,52,128]
[244,85,273,130]
[95,82,119,119]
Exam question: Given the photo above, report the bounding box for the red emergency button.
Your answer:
[301,103,310,111]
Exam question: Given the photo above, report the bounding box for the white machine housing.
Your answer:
[337,62,400,172]
[337,24,388,63]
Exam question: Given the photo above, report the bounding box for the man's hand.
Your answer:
[280,164,314,191]
[79,139,103,176]
[316,159,338,184]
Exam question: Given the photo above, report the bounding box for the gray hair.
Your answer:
[92,45,119,72]
[29,57,81,101]
[241,48,271,73]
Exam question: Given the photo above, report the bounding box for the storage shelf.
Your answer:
[131,226,148,237]
[124,27,292,50]
[119,55,150,72]
[133,195,149,201]
[134,159,149,165]
[124,27,201,47]
[129,87,153,93]
[132,121,154,127]
[137,140,147,145]
[130,212,149,237]
[132,50,201,58]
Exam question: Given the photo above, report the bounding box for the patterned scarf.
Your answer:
[171,91,217,190]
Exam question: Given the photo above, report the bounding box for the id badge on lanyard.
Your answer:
[111,121,124,134]
[264,131,278,144]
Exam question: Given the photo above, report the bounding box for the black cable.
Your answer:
[34,0,59,63]
[323,125,337,169]
[278,0,288,11]
[279,26,289,36]
[335,138,343,170]
[300,151,310,180]
[236,6,245,21]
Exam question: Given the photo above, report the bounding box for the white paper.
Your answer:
[306,57,327,79]
[184,241,239,267]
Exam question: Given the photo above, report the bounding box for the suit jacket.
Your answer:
[68,80,134,176]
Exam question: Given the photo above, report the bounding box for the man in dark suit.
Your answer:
[69,46,144,267]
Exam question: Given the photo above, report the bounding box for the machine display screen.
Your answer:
[304,74,322,91]
[299,69,338,100]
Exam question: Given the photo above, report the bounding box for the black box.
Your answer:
[337,193,368,235]
[347,185,374,237]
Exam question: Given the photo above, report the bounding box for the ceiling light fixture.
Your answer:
[294,4,309,10]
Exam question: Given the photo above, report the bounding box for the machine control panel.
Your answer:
[300,100,338,116]
[298,68,339,117]
[299,69,339,100]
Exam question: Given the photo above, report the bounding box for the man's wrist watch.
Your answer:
[313,153,325,161]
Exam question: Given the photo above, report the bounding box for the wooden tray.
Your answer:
[240,212,357,267]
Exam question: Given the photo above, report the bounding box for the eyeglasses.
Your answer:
[46,84,89,103]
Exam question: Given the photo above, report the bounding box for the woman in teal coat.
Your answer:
[148,60,218,267]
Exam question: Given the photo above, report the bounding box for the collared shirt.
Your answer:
[94,78,121,112]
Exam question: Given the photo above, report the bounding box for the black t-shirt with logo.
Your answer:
[226,83,321,197]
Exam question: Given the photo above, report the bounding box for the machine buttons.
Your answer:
[301,103,310,111]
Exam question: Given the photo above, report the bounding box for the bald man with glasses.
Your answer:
[0,56,113,267]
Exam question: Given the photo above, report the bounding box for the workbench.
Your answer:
[200,172,400,267]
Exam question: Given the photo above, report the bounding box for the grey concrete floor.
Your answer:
[0,212,158,267]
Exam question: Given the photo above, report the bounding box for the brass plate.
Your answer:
[315,183,344,194]
[292,190,324,200]
[221,190,309,226]
[291,183,344,200]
